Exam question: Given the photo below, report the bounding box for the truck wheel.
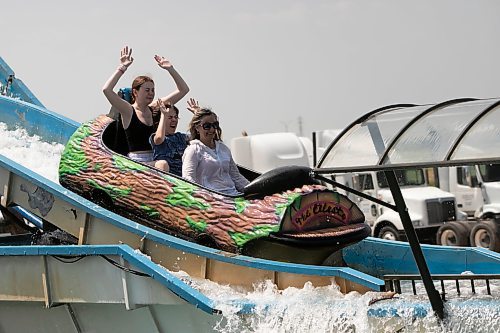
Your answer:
[470,221,500,252]
[378,225,399,241]
[436,222,469,246]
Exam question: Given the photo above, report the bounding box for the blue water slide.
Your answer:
[0,56,45,108]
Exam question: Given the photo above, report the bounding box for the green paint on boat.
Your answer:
[166,178,210,210]
[113,155,148,172]
[186,216,207,232]
[292,195,302,211]
[87,179,132,199]
[229,224,279,248]
[234,197,250,214]
[59,123,93,177]
[161,173,177,183]
[275,193,301,217]
[140,205,160,219]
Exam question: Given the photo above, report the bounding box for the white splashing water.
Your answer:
[2,122,500,332]
[170,269,500,333]
[0,122,64,183]
[171,271,374,333]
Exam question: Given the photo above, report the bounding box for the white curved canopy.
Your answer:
[316,98,500,172]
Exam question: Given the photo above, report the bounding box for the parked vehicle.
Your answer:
[435,165,500,251]
[333,168,466,243]
[438,164,500,219]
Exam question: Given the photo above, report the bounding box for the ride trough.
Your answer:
[1,56,500,332]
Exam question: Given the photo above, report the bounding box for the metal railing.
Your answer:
[384,274,500,301]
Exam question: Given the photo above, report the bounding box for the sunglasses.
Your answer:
[200,121,220,130]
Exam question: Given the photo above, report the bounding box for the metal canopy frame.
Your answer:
[316,97,500,172]
[313,97,500,320]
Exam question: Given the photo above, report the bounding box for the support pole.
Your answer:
[384,170,444,319]
[312,132,317,167]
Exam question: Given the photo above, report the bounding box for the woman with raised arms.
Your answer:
[102,46,189,168]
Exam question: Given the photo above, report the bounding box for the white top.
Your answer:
[182,139,250,196]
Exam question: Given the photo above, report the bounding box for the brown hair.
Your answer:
[188,108,222,141]
[152,104,180,129]
[130,76,154,104]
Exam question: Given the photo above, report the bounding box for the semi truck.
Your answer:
[435,164,500,251]
[332,168,466,243]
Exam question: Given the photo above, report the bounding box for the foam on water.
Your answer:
[0,122,64,183]
[171,271,373,333]
[169,269,500,333]
[2,123,500,332]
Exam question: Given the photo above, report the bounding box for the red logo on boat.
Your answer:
[292,201,350,230]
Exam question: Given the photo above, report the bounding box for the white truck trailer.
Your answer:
[333,168,465,243]
[436,164,500,251]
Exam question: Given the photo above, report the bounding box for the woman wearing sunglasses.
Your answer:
[182,108,249,195]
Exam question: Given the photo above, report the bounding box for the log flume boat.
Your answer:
[58,113,371,258]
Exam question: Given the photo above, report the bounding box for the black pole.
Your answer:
[384,170,444,319]
[312,131,317,167]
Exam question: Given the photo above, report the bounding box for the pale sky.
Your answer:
[2,0,500,142]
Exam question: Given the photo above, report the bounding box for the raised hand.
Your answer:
[186,97,200,114]
[157,99,172,115]
[120,46,134,68]
[154,55,173,70]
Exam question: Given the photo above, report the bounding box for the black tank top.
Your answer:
[124,107,154,152]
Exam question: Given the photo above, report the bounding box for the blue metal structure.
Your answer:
[0,57,44,108]
[0,244,216,313]
[345,237,500,277]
